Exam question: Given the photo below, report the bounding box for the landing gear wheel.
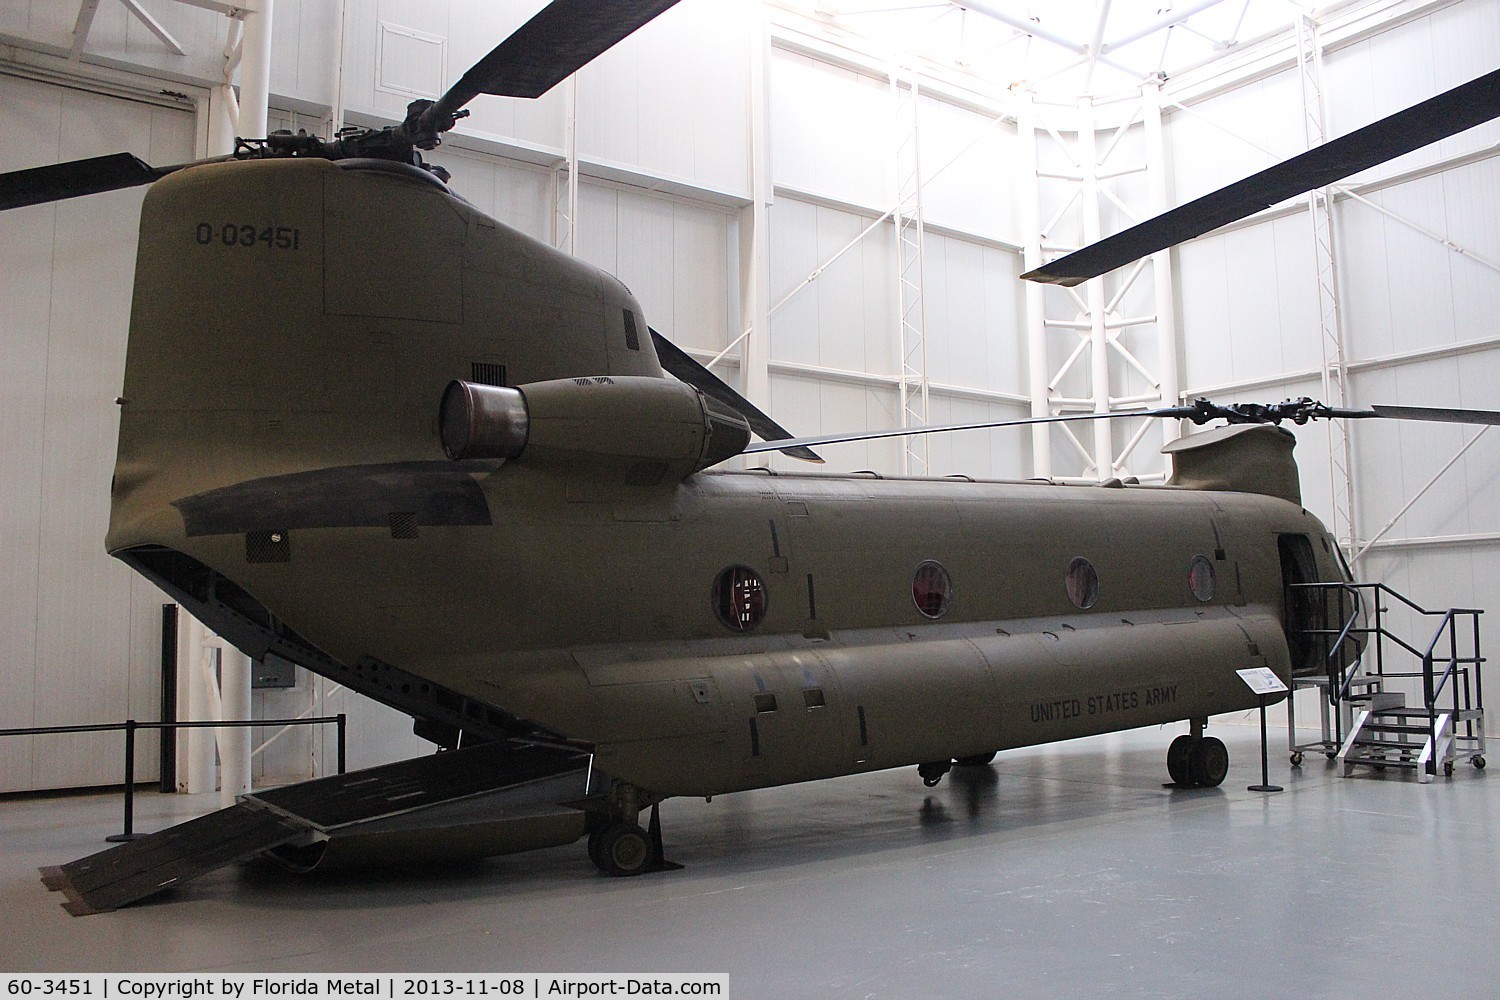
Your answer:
[955,751,997,767]
[1475,756,1487,770]
[586,825,607,868]
[1188,736,1229,788]
[593,822,651,877]
[918,760,952,787]
[1167,735,1194,785]
[1290,752,1304,767]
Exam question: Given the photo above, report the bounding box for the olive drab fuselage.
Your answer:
[108,158,1347,800]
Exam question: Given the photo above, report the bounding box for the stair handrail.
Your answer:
[1420,607,1483,707]
[1419,606,1484,774]
[1328,583,1365,704]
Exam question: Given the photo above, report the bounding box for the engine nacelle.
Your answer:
[440,376,752,482]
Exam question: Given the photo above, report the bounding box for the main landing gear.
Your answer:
[587,783,682,877]
[917,751,998,787]
[1167,723,1229,788]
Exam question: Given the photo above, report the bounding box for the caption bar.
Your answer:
[2,977,727,999]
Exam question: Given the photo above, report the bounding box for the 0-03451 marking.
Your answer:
[194,223,301,250]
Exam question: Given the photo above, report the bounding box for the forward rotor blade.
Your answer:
[424,0,682,128]
[650,329,823,463]
[741,407,1192,454]
[1022,68,1500,287]
[0,152,160,210]
[1370,404,1500,425]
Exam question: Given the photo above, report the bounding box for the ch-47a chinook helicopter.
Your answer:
[7,0,1500,915]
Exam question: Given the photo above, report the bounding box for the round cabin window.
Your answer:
[1189,554,1216,602]
[712,565,768,631]
[912,560,954,619]
[1065,556,1100,610]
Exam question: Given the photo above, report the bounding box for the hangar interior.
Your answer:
[2,0,1500,987]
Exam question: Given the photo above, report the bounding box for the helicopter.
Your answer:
[6,0,1500,915]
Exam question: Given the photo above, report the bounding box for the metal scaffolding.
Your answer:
[890,59,931,476]
[1020,88,1179,484]
[1297,12,1358,558]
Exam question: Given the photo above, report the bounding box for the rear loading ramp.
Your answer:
[41,740,592,915]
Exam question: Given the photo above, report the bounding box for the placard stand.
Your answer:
[1236,667,1288,794]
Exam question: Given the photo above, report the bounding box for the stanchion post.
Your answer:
[1249,694,1284,793]
[107,720,140,842]
[1237,667,1286,794]
[337,713,347,774]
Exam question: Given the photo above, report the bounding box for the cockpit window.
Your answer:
[623,310,641,351]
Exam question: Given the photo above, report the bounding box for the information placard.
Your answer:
[1235,666,1289,696]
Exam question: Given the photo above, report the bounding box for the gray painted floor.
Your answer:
[2,724,1495,998]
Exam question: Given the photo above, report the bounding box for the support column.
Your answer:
[177,615,217,794]
[236,0,273,140]
[218,643,252,805]
[553,76,579,254]
[1297,13,1357,559]
[1142,79,1181,451]
[1079,97,1113,480]
[327,0,348,141]
[891,59,930,476]
[738,0,772,462]
[1018,92,1053,480]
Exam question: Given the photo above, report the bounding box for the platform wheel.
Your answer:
[1475,756,1487,770]
[1290,752,1304,767]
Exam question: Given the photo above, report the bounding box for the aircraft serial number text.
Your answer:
[193,223,302,250]
[7,983,92,995]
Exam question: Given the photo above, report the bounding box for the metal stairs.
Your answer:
[1288,581,1487,781]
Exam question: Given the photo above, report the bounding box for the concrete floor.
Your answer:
[2,723,1496,998]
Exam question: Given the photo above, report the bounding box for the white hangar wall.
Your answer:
[1165,0,1500,707]
[5,0,1500,789]
[0,74,195,792]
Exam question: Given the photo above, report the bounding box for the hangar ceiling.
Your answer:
[777,0,1353,96]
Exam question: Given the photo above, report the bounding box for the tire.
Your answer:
[1188,736,1229,788]
[595,822,651,877]
[1167,734,1194,785]
[586,825,607,868]
[955,751,997,767]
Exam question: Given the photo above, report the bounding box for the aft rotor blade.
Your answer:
[650,328,823,463]
[0,152,160,210]
[741,407,1192,454]
[1021,68,1500,287]
[423,0,683,127]
[1370,404,1500,425]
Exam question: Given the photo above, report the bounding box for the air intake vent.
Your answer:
[469,362,507,387]
[245,529,290,563]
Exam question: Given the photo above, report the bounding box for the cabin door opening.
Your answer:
[1278,534,1322,676]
